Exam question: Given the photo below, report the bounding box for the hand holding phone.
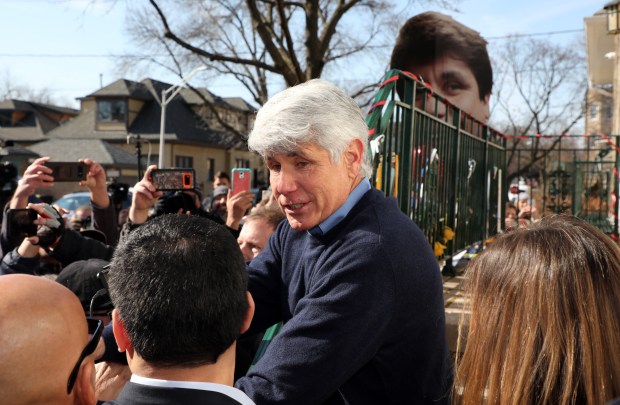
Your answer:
[231,168,252,196]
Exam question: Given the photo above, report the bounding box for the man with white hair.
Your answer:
[235,79,451,404]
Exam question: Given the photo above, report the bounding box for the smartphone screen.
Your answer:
[45,162,87,182]
[231,168,252,196]
[151,169,195,191]
[7,209,37,241]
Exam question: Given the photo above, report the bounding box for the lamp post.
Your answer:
[158,65,208,168]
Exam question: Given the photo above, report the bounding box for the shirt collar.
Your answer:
[130,374,255,405]
[308,178,371,236]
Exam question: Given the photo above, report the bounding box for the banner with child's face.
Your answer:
[390,12,492,123]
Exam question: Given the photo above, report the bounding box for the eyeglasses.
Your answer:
[67,318,104,394]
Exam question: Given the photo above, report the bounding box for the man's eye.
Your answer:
[296,161,309,169]
[269,163,281,172]
[444,81,463,94]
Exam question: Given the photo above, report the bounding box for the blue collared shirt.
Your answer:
[308,178,371,236]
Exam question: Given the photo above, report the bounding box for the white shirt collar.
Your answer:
[130,374,255,405]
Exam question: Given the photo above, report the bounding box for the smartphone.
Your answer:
[7,208,37,240]
[46,162,87,182]
[231,168,252,196]
[151,169,195,191]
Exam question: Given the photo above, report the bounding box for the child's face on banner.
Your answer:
[410,54,490,122]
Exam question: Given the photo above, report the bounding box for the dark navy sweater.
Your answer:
[235,188,452,405]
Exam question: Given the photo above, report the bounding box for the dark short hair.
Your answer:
[390,11,493,100]
[214,171,230,181]
[108,214,248,367]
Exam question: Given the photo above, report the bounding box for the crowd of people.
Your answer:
[0,10,619,405]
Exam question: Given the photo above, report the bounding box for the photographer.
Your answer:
[120,165,253,242]
[0,202,114,276]
[0,157,118,260]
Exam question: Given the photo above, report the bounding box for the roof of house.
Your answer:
[26,139,138,167]
[84,79,153,100]
[49,78,245,149]
[222,97,256,112]
[0,99,79,142]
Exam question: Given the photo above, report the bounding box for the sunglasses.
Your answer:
[67,317,104,394]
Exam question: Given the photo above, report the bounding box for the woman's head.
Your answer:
[457,215,620,404]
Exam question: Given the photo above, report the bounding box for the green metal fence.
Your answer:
[366,70,506,272]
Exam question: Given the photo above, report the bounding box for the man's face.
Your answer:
[409,54,490,122]
[238,218,274,261]
[212,193,227,215]
[267,142,359,231]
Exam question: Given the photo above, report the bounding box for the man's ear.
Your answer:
[344,138,364,179]
[73,360,96,405]
[112,309,131,353]
[241,292,255,334]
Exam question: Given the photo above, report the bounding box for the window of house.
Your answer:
[97,99,126,123]
[589,103,598,119]
[175,155,194,168]
[207,158,215,181]
[605,105,612,119]
[235,159,250,168]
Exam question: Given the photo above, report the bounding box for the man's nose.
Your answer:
[272,169,297,195]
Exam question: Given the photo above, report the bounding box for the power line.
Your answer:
[486,28,584,40]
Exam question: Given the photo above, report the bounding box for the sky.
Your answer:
[0,0,606,109]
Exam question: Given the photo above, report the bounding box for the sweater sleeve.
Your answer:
[0,249,41,276]
[91,196,119,246]
[236,242,396,405]
[51,229,115,267]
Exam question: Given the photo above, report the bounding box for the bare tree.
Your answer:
[489,35,587,182]
[117,1,456,111]
[0,70,58,105]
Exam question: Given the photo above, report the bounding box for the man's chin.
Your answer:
[286,215,313,232]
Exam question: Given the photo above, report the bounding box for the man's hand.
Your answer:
[10,157,54,209]
[79,158,109,208]
[26,203,66,248]
[226,190,254,230]
[95,361,131,401]
[129,165,162,225]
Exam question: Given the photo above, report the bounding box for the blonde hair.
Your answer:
[456,215,620,404]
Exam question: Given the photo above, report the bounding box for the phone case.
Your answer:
[7,209,37,239]
[231,168,252,196]
[151,169,195,191]
[46,162,87,182]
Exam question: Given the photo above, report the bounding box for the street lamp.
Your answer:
[158,65,208,168]
[605,0,620,35]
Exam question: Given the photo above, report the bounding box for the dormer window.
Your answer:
[97,99,126,123]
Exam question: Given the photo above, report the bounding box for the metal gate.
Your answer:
[510,133,619,236]
[366,70,506,271]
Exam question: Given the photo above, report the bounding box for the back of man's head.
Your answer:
[390,11,493,100]
[0,274,95,405]
[108,214,249,368]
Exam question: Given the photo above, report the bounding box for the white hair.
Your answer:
[248,79,372,178]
